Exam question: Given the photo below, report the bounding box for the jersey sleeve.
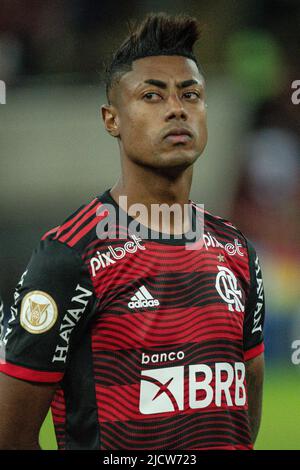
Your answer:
[243,240,265,361]
[0,238,97,383]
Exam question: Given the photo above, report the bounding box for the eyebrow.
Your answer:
[143,79,202,89]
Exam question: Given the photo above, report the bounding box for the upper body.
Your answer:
[0,13,265,450]
[0,189,265,450]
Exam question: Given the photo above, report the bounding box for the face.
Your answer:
[102,55,207,170]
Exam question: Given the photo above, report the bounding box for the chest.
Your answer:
[86,238,250,348]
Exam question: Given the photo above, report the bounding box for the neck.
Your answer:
[110,158,193,235]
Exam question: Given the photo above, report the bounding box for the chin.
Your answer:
[158,149,199,168]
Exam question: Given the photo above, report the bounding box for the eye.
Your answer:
[183,91,201,101]
[143,92,162,102]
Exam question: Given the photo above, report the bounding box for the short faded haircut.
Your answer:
[104,12,202,103]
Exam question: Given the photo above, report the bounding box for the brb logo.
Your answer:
[90,234,145,277]
[139,352,246,415]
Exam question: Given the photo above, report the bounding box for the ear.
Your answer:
[101,104,120,137]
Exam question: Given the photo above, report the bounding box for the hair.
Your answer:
[105,12,201,102]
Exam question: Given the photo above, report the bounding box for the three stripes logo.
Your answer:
[128,285,160,310]
[42,199,109,248]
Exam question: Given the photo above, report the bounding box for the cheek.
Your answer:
[192,114,207,151]
[120,112,155,144]
[199,125,208,149]
[197,113,208,137]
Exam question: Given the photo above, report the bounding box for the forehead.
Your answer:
[119,55,204,92]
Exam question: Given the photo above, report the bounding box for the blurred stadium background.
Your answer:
[0,0,299,450]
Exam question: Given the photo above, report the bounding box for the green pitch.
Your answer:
[39,368,300,450]
[255,368,300,450]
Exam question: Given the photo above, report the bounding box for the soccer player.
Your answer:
[0,13,265,450]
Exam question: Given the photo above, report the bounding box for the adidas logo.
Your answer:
[128,285,160,310]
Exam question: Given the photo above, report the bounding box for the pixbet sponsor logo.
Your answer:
[139,358,246,415]
[204,232,244,257]
[90,234,145,277]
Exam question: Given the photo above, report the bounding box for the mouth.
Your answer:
[164,128,193,144]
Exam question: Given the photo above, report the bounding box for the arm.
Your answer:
[243,240,266,445]
[245,353,264,445]
[0,238,95,450]
[0,373,56,449]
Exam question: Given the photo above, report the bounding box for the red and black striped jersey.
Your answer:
[0,189,265,450]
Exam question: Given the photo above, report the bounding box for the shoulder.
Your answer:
[204,207,245,239]
[21,197,111,289]
[192,201,247,238]
[192,201,256,258]
[24,196,110,282]
[41,196,110,254]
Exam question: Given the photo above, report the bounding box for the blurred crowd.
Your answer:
[231,87,300,362]
[1,0,299,83]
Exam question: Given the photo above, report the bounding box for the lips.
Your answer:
[164,128,192,144]
[164,128,192,139]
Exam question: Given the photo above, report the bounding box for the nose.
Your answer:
[164,94,188,121]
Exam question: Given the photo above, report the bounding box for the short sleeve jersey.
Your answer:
[0,189,265,450]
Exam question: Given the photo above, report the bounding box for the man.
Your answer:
[0,13,265,450]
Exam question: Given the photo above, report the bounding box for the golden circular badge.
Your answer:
[20,290,58,334]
